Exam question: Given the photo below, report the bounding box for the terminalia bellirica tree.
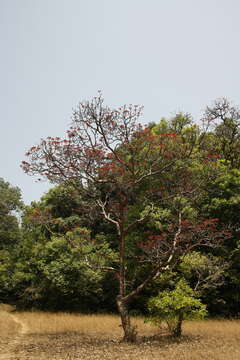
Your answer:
[21,93,229,342]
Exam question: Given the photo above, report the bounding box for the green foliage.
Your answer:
[179,252,226,293]
[13,97,240,320]
[41,185,83,218]
[0,178,23,248]
[8,227,117,310]
[152,113,199,148]
[201,166,240,225]
[147,279,207,336]
[140,205,171,231]
[0,178,23,214]
[0,179,23,303]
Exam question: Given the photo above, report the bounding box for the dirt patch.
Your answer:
[0,311,28,360]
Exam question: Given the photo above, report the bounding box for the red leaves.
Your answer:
[137,217,229,257]
[138,234,164,253]
[20,161,31,173]
[163,132,177,137]
[67,131,76,138]
[206,153,221,160]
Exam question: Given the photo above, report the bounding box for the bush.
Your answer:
[146,279,207,337]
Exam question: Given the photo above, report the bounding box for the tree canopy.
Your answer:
[20,94,232,341]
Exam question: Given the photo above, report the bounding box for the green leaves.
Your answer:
[0,178,23,249]
[201,166,240,224]
[146,279,207,336]
[148,279,207,319]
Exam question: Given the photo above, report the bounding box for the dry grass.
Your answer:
[1,311,240,359]
[0,310,20,336]
[0,309,21,358]
[15,312,157,337]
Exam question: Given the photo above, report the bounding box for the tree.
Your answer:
[8,225,116,311]
[0,178,23,303]
[147,279,207,337]
[196,162,240,316]
[21,93,229,341]
[17,184,119,311]
[0,178,23,249]
[22,184,90,238]
[197,101,240,315]
[202,98,240,168]
[145,250,226,337]
[179,251,226,293]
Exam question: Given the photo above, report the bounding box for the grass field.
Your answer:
[1,310,240,359]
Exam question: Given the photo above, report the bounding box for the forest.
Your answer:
[1,94,240,342]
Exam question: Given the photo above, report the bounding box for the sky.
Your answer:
[1,0,240,205]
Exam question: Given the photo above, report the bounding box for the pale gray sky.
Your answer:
[1,0,240,204]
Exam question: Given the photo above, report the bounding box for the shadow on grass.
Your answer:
[17,331,203,354]
[138,333,202,347]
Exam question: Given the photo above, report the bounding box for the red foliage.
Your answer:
[21,93,230,275]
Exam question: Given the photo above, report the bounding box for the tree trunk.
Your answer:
[172,313,183,337]
[116,212,137,342]
[117,296,136,342]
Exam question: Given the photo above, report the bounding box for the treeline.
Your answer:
[1,96,240,325]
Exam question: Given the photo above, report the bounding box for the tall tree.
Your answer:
[21,94,228,341]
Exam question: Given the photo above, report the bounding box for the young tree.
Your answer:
[21,93,228,341]
[147,279,207,337]
[146,251,226,337]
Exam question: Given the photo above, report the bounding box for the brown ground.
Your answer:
[1,309,240,359]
